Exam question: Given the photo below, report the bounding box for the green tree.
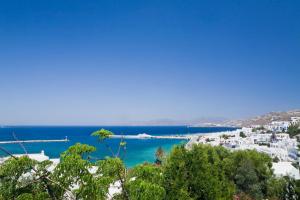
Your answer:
[287,123,300,138]
[273,156,280,163]
[91,128,114,140]
[0,156,36,199]
[52,143,111,200]
[125,164,165,200]
[155,146,165,165]
[221,134,230,140]
[163,144,235,200]
[239,131,246,138]
[234,159,263,199]
[91,129,130,199]
[266,177,286,200]
[283,176,299,200]
[252,126,265,132]
[224,150,273,200]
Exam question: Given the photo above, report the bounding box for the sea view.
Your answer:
[0,126,235,167]
[1,0,299,198]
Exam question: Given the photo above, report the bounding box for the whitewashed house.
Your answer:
[266,121,290,132]
[291,117,300,125]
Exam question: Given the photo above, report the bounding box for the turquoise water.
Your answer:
[0,126,235,167]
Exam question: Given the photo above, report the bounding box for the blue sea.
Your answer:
[0,126,236,167]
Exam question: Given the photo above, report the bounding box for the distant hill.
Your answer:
[220,109,300,127]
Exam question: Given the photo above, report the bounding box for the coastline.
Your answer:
[0,126,235,167]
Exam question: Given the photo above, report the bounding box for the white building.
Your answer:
[272,162,300,180]
[265,121,290,132]
[0,150,49,164]
[291,117,300,125]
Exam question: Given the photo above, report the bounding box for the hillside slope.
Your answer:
[223,110,300,127]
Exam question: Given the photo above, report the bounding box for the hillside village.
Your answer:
[188,116,300,180]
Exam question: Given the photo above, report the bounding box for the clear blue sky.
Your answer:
[0,0,299,125]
